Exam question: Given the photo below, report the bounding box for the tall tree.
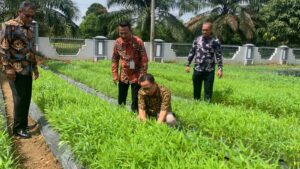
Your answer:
[86,3,107,16]
[101,0,193,42]
[79,3,108,38]
[0,0,79,37]
[257,0,300,47]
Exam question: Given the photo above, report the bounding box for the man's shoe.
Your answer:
[14,129,31,138]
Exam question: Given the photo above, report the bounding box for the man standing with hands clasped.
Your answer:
[185,22,223,102]
[112,21,148,112]
[0,1,39,138]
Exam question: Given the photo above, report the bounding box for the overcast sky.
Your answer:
[73,0,194,25]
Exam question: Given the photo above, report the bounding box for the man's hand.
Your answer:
[33,70,39,80]
[185,66,190,73]
[113,79,118,85]
[139,115,147,123]
[217,69,223,78]
[138,109,147,123]
[5,69,16,81]
[157,110,167,124]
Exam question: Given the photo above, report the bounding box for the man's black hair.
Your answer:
[119,21,132,29]
[19,1,35,11]
[139,74,155,84]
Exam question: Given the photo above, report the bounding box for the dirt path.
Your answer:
[0,73,62,169]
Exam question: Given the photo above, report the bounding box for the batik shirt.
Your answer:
[0,17,38,76]
[138,84,172,116]
[186,35,223,72]
[112,36,148,84]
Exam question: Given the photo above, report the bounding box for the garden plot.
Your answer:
[45,60,300,167]
[32,69,280,168]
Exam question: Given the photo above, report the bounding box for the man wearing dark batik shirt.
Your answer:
[0,1,39,138]
[185,22,223,102]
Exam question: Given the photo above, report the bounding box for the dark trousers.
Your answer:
[193,70,215,102]
[118,81,140,112]
[9,74,32,132]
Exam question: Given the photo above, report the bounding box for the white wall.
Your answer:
[37,37,300,65]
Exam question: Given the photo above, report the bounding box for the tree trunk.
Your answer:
[150,0,155,62]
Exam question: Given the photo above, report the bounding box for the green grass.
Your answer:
[32,69,279,168]
[46,60,300,167]
[47,60,300,118]
[0,113,17,169]
[172,98,300,167]
[150,63,300,118]
[47,60,118,98]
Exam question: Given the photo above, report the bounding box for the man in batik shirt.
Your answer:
[112,21,148,112]
[185,22,223,102]
[138,74,176,127]
[0,1,39,138]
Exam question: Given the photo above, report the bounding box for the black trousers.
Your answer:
[118,81,140,112]
[192,70,215,102]
[9,74,32,132]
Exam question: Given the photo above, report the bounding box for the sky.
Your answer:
[73,0,194,25]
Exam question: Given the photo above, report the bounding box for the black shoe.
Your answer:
[14,129,31,138]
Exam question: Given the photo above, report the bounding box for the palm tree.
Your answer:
[0,0,79,37]
[100,0,192,42]
[179,0,269,43]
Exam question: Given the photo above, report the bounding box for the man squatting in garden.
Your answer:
[185,22,223,102]
[0,1,39,138]
[138,74,177,127]
[112,21,148,112]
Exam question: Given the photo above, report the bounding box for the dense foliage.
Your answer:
[77,0,299,46]
[256,0,300,47]
[0,112,16,169]
[46,60,300,167]
[1,0,298,46]
[78,3,108,38]
[33,68,281,168]
[0,0,79,37]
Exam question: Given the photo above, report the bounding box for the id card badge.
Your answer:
[129,59,135,69]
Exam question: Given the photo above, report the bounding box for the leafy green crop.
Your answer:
[0,112,17,169]
[149,63,300,118]
[172,98,300,167]
[32,69,279,168]
[47,60,300,118]
[46,60,300,168]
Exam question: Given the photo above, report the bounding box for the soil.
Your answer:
[0,73,62,169]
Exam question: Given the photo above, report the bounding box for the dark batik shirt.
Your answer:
[186,35,223,72]
[138,84,172,116]
[0,17,38,76]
